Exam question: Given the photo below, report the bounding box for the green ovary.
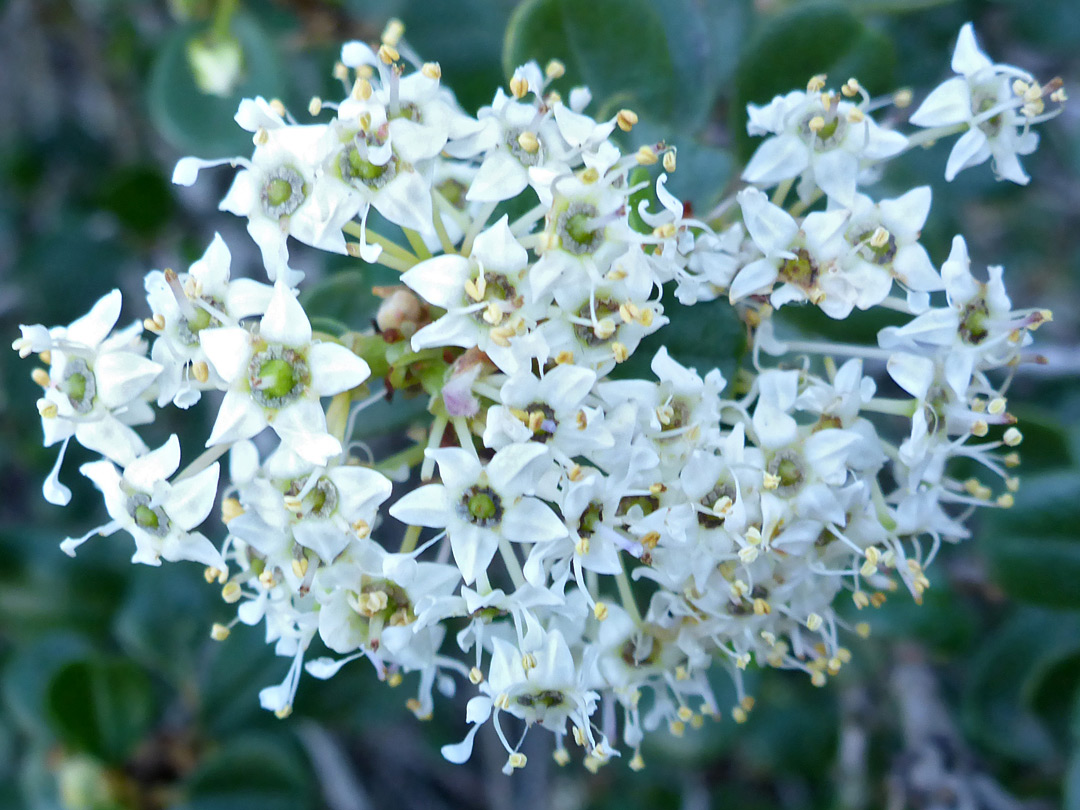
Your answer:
[134,505,159,530]
[258,358,297,399]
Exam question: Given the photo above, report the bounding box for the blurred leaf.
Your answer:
[963,609,1080,762]
[148,14,285,155]
[845,0,959,12]
[115,566,214,686]
[981,471,1080,608]
[97,165,176,239]
[299,266,398,329]
[177,732,313,810]
[732,3,896,162]
[2,634,92,738]
[614,294,746,383]
[46,657,156,765]
[503,0,676,121]
[646,0,751,130]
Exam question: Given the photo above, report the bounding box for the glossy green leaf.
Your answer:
[980,471,1080,608]
[732,3,896,162]
[504,0,676,121]
[46,658,156,765]
[299,266,398,330]
[962,609,1080,762]
[177,733,313,810]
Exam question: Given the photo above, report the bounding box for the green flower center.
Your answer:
[261,166,306,218]
[557,202,602,255]
[62,358,96,414]
[459,485,503,528]
[340,141,398,190]
[128,494,169,537]
[134,505,159,530]
[248,347,309,409]
[778,247,818,289]
[959,298,990,345]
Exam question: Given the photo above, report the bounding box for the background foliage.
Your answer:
[1,0,1079,807]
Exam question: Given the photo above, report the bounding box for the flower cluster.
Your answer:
[14,22,1060,772]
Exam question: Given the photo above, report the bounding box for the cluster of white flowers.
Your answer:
[14,22,1061,772]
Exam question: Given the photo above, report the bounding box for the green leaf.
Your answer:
[981,471,1080,608]
[503,0,676,122]
[147,14,285,154]
[298,266,398,330]
[732,3,896,162]
[614,293,746,384]
[962,609,1080,762]
[177,733,313,810]
[46,658,156,765]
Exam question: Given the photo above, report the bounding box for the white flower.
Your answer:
[389,442,565,585]
[199,282,370,465]
[61,435,224,568]
[20,289,162,505]
[909,23,1041,184]
[742,89,907,205]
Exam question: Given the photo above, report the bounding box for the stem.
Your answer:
[615,558,642,625]
[509,203,548,237]
[862,397,917,417]
[895,121,968,154]
[461,202,498,256]
[421,413,448,481]
[498,536,525,590]
[175,442,232,483]
[399,524,421,554]
[451,416,476,457]
[375,441,427,475]
[402,228,433,261]
[771,177,794,208]
[326,391,352,443]
[430,196,457,254]
[788,188,823,218]
[211,0,238,40]
[342,223,419,266]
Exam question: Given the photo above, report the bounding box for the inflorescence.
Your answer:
[14,21,1062,773]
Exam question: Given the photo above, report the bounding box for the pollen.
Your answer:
[36,399,57,419]
[469,667,483,684]
[509,76,529,99]
[611,341,629,363]
[841,77,861,97]
[222,581,242,603]
[616,108,638,132]
[378,44,399,64]
[663,149,677,173]
[211,623,231,641]
[192,360,210,383]
[221,497,243,524]
[381,18,405,46]
[593,602,609,621]
[1003,427,1023,446]
[421,62,442,80]
[545,59,565,79]
[807,74,827,92]
[308,96,322,116]
[806,613,823,631]
[516,130,540,153]
[635,145,659,165]
[31,368,50,388]
[555,350,575,365]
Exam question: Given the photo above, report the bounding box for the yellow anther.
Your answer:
[712,495,733,515]
[641,531,660,549]
[294,557,311,579]
[653,223,676,239]
[593,318,616,340]
[210,622,231,641]
[572,725,587,746]
[517,130,540,153]
[258,569,276,589]
[333,61,349,82]
[1004,451,1021,468]
[676,705,694,723]
[846,107,865,123]
[806,613,823,631]
[855,621,871,638]
[1051,87,1068,103]
[378,44,399,64]
[222,581,242,603]
[418,62,442,81]
[509,76,529,99]
[489,326,513,347]
[807,74,827,92]
[762,471,781,490]
[405,697,424,715]
[963,477,983,496]
[467,666,483,685]
[554,748,571,766]
[629,751,645,771]
[606,267,628,281]
[575,409,588,430]
[649,482,666,496]
[381,18,405,46]
[997,493,1015,508]
[892,88,913,108]
[752,597,771,616]
[545,90,562,105]
[386,671,403,688]
[308,96,323,116]
[735,653,751,670]
[971,419,989,437]
[662,149,677,173]
[738,546,758,564]
[358,590,389,616]
[810,671,827,687]
[827,657,842,675]
[869,226,890,249]
[820,92,834,112]
[568,463,584,482]
[668,720,686,737]
[611,341,629,363]
[545,59,565,79]
[615,108,638,132]
[580,166,599,184]
[143,316,162,332]
[1005,477,1020,492]
[593,602,609,621]
[638,308,654,327]
[254,127,270,146]
[275,705,293,719]
[1003,427,1023,446]
[39,349,52,364]
[555,349,574,365]
[618,301,639,323]
[192,360,210,383]
[841,77,861,97]
[352,519,370,538]
[482,302,503,325]
[354,78,373,100]
[221,497,243,524]
[732,707,748,724]
[269,98,286,117]
[495,693,511,710]
[575,537,590,556]
[31,368,50,387]
[744,526,762,546]
[870,592,887,608]
[521,652,537,671]
[36,399,57,419]
[635,145,658,165]
[508,752,527,769]
[852,591,870,609]
[730,579,749,598]
[807,115,825,134]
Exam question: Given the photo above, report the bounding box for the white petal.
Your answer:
[293,519,351,562]
[487,442,549,495]
[737,188,798,255]
[879,186,932,235]
[67,289,122,347]
[172,156,237,186]
[260,282,312,347]
[43,438,73,506]
[441,724,482,765]
[910,78,971,128]
[449,522,498,586]
[389,483,450,528]
[944,127,989,181]
[200,326,253,383]
[124,434,181,492]
[429,447,483,494]
[502,498,566,543]
[471,216,528,274]
[741,134,809,185]
[886,353,934,399]
[272,400,340,465]
[951,23,993,77]
[308,342,370,396]
[206,389,267,446]
[466,150,528,203]
[812,150,858,206]
[729,258,778,302]
[401,255,471,308]
[165,463,220,530]
[74,418,147,466]
[93,352,162,409]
